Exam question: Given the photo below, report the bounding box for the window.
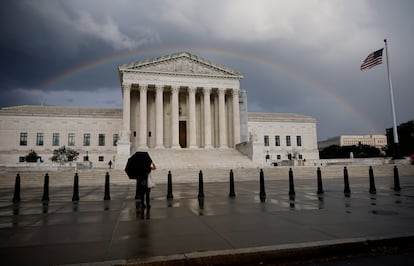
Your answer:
[20,132,28,146]
[52,133,60,146]
[286,136,291,146]
[98,156,104,162]
[296,136,302,146]
[68,133,75,146]
[113,134,119,146]
[264,135,269,146]
[36,133,44,146]
[98,134,105,146]
[275,135,280,146]
[19,156,25,162]
[83,133,90,146]
[276,154,281,160]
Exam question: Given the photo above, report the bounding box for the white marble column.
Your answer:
[218,88,227,148]
[203,88,212,148]
[171,86,180,148]
[188,86,197,148]
[115,82,131,169]
[139,84,148,148]
[232,88,241,146]
[155,85,164,148]
[121,83,131,142]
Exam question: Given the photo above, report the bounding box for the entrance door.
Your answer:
[179,121,187,148]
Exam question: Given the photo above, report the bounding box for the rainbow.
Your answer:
[33,46,382,133]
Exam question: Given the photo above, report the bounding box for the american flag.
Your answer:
[360,48,384,71]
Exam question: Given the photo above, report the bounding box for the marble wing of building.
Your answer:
[0,52,319,169]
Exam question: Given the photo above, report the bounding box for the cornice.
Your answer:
[122,69,242,80]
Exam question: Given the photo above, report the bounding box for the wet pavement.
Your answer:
[0,174,414,265]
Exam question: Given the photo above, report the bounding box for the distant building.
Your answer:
[318,135,387,151]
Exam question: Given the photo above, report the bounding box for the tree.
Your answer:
[320,144,382,159]
[386,120,414,157]
[51,146,79,163]
[25,150,39,162]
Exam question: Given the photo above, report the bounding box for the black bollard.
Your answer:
[167,171,174,199]
[289,168,295,196]
[72,173,80,201]
[104,172,111,200]
[42,173,50,202]
[369,166,376,194]
[198,170,205,199]
[13,173,21,203]
[393,166,401,191]
[317,167,324,194]
[259,169,266,202]
[229,169,236,198]
[343,167,351,195]
[289,195,295,209]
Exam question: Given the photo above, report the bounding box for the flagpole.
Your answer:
[384,39,399,157]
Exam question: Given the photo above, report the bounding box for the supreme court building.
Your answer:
[0,52,319,168]
[116,52,244,164]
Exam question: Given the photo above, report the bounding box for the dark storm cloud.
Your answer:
[0,0,413,140]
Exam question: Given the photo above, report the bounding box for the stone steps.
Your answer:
[1,164,413,189]
[144,148,260,170]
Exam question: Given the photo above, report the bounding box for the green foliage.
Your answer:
[320,144,382,159]
[51,146,79,163]
[386,120,414,157]
[25,150,39,162]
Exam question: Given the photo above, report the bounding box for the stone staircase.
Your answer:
[143,148,260,170]
[1,164,413,189]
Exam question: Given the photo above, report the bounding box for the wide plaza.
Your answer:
[0,164,413,265]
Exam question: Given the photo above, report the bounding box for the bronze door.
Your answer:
[179,121,187,148]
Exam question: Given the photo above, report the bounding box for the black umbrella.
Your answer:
[125,152,152,180]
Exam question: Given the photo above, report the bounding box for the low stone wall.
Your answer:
[315,157,411,166]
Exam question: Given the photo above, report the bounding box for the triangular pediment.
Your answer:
[119,52,243,78]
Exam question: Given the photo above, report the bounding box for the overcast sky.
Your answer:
[1,0,413,140]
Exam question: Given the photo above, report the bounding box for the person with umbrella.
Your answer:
[125,151,156,209]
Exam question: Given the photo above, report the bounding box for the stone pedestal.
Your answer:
[115,140,130,169]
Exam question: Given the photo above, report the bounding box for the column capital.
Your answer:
[155,85,164,93]
[139,84,148,93]
[231,88,240,95]
[218,87,226,95]
[122,83,132,91]
[203,87,212,94]
[171,85,180,94]
[188,86,197,94]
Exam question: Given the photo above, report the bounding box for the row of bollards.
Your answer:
[11,166,402,203]
[12,172,113,203]
[175,166,402,203]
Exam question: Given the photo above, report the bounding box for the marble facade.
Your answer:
[116,52,245,167]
